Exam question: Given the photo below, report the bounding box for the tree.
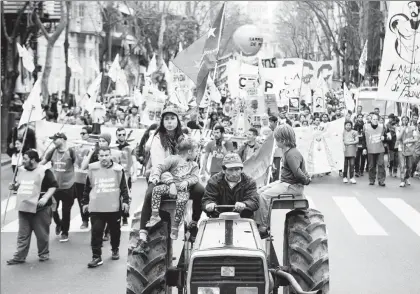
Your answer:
[1,1,32,152]
[34,1,67,105]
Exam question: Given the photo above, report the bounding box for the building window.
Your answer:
[78,3,84,18]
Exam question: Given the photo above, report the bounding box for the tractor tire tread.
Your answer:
[127,217,170,294]
[283,208,330,294]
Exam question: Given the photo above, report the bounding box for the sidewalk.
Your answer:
[1,154,11,166]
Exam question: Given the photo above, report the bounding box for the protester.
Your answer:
[40,133,76,242]
[342,121,358,184]
[412,123,420,177]
[397,116,416,187]
[115,127,136,225]
[385,114,399,177]
[82,146,129,268]
[124,106,142,129]
[201,125,234,178]
[137,107,204,255]
[202,153,259,218]
[11,139,24,173]
[7,150,58,265]
[363,113,386,186]
[354,113,367,177]
[147,138,199,240]
[136,123,158,167]
[237,127,261,161]
[254,124,311,238]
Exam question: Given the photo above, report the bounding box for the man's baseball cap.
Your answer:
[222,153,243,169]
[49,132,67,140]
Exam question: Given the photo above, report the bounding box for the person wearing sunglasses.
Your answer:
[114,127,136,226]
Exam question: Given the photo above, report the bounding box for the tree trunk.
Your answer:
[41,42,55,105]
[64,1,71,104]
[157,12,166,66]
[1,41,20,152]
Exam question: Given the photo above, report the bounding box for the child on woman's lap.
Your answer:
[147,138,199,240]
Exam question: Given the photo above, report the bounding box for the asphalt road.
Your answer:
[1,165,420,294]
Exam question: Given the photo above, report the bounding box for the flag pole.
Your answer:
[2,106,35,229]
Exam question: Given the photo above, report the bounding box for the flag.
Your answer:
[19,79,43,127]
[343,83,355,112]
[68,51,84,75]
[196,3,226,86]
[146,54,157,76]
[84,73,103,114]
[115,69,130,96]
[172,34,207,84]
[108,54,120,82]
[16,43,35,73]
[195,74,209,107]
[359,40,368,77]
[207,75,221,104]
[243,134,275,187]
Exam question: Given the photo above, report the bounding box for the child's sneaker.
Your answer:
[343,177,348,183]
[399,181,406,187]
[146,215,161,228]
[170,227,179,240]
[350,178,356,184]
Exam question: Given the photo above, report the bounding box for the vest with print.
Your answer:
[365,124,385,154]
[51,149,75,189]
[15,166,46,213]
[400,126,415,156]
[88,162,122,212]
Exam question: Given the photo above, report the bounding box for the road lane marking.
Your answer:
[1,196,16,215]
[378,198,420,237]
[333,196,388,236]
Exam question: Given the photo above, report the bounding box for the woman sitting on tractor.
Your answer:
[254,124,312,238]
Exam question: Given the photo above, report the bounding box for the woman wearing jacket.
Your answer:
[137,107,205,254]
[397,116,416,187]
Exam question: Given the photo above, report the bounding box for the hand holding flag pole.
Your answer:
[2,106,35,229]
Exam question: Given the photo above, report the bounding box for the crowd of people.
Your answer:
[4,91,420,269]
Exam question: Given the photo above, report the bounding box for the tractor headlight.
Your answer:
[198,287,220,294]
[236,287,258,294]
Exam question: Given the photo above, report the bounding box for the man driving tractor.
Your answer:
[201,153,259,218]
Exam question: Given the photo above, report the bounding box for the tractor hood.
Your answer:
[193,216,264,251]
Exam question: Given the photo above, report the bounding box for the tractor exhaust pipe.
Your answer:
[270,269,322,294]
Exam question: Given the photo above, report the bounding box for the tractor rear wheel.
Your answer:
[283,208,329,294]
[127,211,171,294]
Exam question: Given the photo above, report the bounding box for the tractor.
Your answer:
[127,193,329,294]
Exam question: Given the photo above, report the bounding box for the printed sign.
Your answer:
[377,1,420,104]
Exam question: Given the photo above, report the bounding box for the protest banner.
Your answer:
[377,1,420,104]
[35,121,146,156]
[295,117,345,174]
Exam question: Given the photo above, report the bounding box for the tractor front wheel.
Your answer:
[127,212,171,294]
[283,208,329,294]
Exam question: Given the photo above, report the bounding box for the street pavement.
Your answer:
[1,165,420,294]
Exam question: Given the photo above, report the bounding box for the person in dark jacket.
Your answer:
[354,114,366,177]
[202,153,259,218]
[385,114,399,177]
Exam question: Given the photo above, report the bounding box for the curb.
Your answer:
[1,160,11,167]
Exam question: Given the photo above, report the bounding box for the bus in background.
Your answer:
[354,87,403,117]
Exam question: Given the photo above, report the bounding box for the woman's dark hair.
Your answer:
[155,114,183,154]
